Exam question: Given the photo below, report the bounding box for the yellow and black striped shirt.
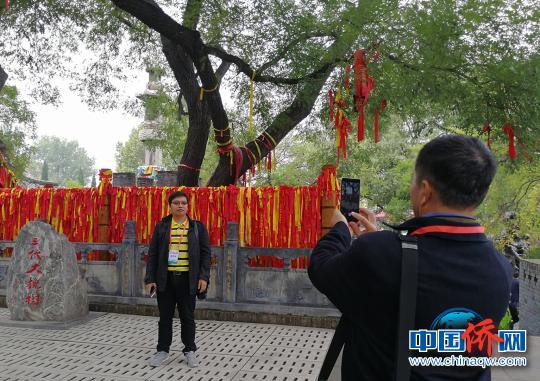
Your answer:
[168,219,189,272]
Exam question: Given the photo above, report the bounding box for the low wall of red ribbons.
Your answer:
[0,180,337,249]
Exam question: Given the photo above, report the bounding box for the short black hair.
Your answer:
[415,134,497,209]
[168,191,188,205]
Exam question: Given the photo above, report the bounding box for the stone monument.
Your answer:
[6,221,88,321]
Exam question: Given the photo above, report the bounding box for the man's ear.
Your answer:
[419,179,434,207]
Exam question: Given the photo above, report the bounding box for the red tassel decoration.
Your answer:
[354,49,364,98]
[5,0,8,10]
[374,110,379,144]
[353,49,375,142]
[502,123,517,160]
[482,122,491,149]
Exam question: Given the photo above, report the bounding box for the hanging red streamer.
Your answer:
[502,123,517,160]
[353,49,375,142]
[332,90,351,161]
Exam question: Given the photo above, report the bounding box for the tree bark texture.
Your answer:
[161,37,210,186]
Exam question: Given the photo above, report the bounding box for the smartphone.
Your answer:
[340,178,361,222]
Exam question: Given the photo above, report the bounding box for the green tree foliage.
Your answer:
[0,85,36,176]
[478,155,540,249]
[115,127,145,172]
[76,167,85,186]
[26,136,95,186]
[41,160,49,181]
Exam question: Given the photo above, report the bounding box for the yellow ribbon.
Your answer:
[199,81,220,101]
[238,187,245,245]
[272,187,279,240]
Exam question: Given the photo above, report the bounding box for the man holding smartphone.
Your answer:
[145,191,211,368]
[309,135,512,380]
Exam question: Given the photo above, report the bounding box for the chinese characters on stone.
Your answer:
[24,237,42,306]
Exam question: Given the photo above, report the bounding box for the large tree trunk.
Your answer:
[161,37,210,186]
[0,65,7,91]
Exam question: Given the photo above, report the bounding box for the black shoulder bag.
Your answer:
[317,234,419,381]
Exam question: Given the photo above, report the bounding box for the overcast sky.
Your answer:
[15,71,148,173]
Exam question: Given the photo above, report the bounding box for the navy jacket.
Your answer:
[309,216,512,381]
[144,215,211,295]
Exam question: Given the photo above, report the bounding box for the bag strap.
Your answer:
[317,234,419,381]
[395,234,418,381]
[317,316,346,381]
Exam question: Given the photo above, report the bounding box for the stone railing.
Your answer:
[0,221,338,322]
[520,259,540,335]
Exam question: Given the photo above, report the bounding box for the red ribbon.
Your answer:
[502,123,517,160]
[179,163,200,172]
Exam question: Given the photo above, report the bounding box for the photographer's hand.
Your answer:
[330,208,357,238]
[349,208,377,236]
[330,208,348,227]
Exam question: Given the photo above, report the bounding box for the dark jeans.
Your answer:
[157,272,197,353]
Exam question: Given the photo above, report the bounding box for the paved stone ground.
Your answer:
[0,307,537,380]
[0,308,333,380]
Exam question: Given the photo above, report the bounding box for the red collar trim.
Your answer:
[410,225,485,236]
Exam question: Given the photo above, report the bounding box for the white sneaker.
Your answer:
[185,351,199,368]
[149,351,169,367]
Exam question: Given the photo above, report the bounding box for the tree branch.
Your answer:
[206,44,336,85]
[257,32,336,74]
[386,53,488,86]
[111,0,201,58]
[112,0,229,134]
[0,65,7,91]
[215,60,231,81]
